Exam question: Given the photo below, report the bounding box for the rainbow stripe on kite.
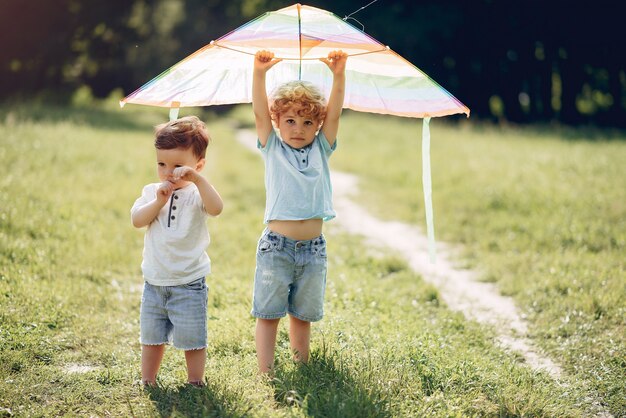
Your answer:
[121,3,469,119]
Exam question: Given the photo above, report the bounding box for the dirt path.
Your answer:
[329,163,613,418]
[330,171,563,376]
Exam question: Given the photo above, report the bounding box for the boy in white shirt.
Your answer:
[131,116,223,386]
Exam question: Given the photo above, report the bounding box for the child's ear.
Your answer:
[195,158,206,171]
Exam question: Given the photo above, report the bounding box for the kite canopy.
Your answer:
[120,3,469,119]
[122,3,470,263]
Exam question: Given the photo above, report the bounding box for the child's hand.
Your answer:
[156,181,175,204]
[172,166,199,183]
[320,50,348,76]
[254,50,282,73]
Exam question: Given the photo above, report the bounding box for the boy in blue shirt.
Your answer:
[252,49,347,373]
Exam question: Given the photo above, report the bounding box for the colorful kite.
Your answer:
[121,3,470,262]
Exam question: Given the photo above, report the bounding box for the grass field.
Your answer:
[330,112,626,417]
[0,102,624,417]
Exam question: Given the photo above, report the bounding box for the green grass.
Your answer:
[0,102,621,416]
[331,112,626,416]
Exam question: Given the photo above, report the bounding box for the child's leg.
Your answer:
[256,318,280,373]
[289,315,311,363]
[141,344,166,384]
[184,348,206,384]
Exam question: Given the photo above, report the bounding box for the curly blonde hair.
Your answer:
[269,81,327,125]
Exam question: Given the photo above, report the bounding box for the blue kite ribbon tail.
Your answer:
[422,117,436,263]
[169,101,180,121]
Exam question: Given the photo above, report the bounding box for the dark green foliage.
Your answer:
[1,1,625,126]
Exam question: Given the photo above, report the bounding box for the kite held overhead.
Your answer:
[121,3,470,263]
[120,3,469,119]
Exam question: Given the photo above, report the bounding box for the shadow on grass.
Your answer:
[144,382,251,418]
[272,342,391,418]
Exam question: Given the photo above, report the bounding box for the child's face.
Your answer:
[277,106,320,149]
[156,147,202,189]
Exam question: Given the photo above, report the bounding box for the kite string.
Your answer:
[343,0,380,31]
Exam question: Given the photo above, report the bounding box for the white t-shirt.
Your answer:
[131,182,211,286]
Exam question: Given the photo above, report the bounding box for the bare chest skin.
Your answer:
[268,219,323,240]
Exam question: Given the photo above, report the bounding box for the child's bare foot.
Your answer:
[140,379,157,387]
[187,380,205,388]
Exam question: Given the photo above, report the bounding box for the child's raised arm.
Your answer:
[320,50,348,147]
[131,182,175,228]
[253,50,282,146]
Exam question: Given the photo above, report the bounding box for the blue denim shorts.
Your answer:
[140,277,208,350]
[251,229,328,322]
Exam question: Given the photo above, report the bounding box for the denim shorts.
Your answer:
[140,277,208,350]
[251,229,328,322]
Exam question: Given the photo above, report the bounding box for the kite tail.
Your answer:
[422,117,436,263]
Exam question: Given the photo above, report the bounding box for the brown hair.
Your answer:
[154,116,210,159]
[269,81,326,125]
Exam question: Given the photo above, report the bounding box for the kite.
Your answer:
[121,3,470,262]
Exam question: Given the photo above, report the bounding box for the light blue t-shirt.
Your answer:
[258,130,337,223]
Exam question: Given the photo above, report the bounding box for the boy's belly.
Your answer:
[268,219,323,240]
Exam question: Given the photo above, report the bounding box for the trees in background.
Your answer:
[0,0,623,127]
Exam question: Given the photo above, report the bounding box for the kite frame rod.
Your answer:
[211,42,389,59]
[298,3,302,80]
